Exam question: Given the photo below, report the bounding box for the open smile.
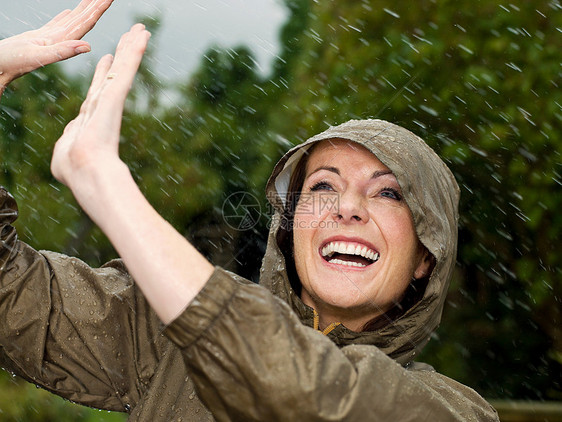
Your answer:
[320,240,380,268]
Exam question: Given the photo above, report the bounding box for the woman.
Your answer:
[0,10,498,422]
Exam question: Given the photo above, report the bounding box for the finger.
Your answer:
[79,54,114,116]
[32,40,92,66]
[102,25,151,108]
[61,0,115,41]
[42,9,72,29]
[88,54,114,99]
[5,39,92,76]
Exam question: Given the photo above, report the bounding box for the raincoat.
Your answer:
[0,119,499,421]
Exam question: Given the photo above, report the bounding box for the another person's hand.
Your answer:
[0,0,113,95]
[51,23,150,196]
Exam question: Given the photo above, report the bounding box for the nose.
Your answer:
[334,190,369,223]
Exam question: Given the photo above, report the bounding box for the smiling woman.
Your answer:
[289,139,433,332]
[0,2,499,419]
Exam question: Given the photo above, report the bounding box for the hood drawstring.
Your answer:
[313,309,341,336]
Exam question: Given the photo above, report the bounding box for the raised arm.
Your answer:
[51,23,214,324]
[0,0,113,97]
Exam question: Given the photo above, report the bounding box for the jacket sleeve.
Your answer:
[0,187,164,412]
[165,267,499,422]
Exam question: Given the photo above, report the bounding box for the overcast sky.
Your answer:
[0,0,288,82]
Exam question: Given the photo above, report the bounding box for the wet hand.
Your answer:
[51,24,211,324]
[51,24,151,198]
[0,0,114,92]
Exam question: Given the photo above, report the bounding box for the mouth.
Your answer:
[320,241,380,268]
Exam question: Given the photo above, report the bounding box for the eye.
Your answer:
[380,187,402,201]
[310,181,334,192]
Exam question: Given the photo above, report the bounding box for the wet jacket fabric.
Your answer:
[0,119,499,421]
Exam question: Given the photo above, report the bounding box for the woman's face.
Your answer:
[292,139,431,331]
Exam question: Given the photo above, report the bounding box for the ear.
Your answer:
[414,247,434,280]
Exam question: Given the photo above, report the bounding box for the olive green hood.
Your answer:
[259,119,460,365]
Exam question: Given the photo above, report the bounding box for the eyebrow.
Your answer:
[309,166,340,176]
[371,170,393,179]
[308,166,393,179]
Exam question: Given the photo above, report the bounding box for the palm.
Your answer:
[51,24,151,189]
[0,0,113,86]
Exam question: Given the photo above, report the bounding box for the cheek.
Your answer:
[377,207,416,242]
[292,225,305,259]
[292,204,326,276]
[376,209,420,263]
[292,224,311,291]
[292,213,314,258]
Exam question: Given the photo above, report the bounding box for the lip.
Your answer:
[318,235,379,270]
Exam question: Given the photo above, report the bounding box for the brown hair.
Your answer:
[276,146,313,296]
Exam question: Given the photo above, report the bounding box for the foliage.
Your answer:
[0,64,107,260]
[0,371,126,421]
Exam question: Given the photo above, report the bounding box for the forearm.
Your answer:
[69,158,213,324]
[49,24,205,324]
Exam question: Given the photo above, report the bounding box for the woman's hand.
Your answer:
[52,24,213,324]
[51,23,150,193]
[0,0,113,95]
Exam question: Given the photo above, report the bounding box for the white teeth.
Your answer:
[329,259,367,268]
[360,245,368,257]
[321,241,380,263]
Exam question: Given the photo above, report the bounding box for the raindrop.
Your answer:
[454,24,467,33]
[383,8,400,18]
[506,62,523,72]
[458,44,474,54]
